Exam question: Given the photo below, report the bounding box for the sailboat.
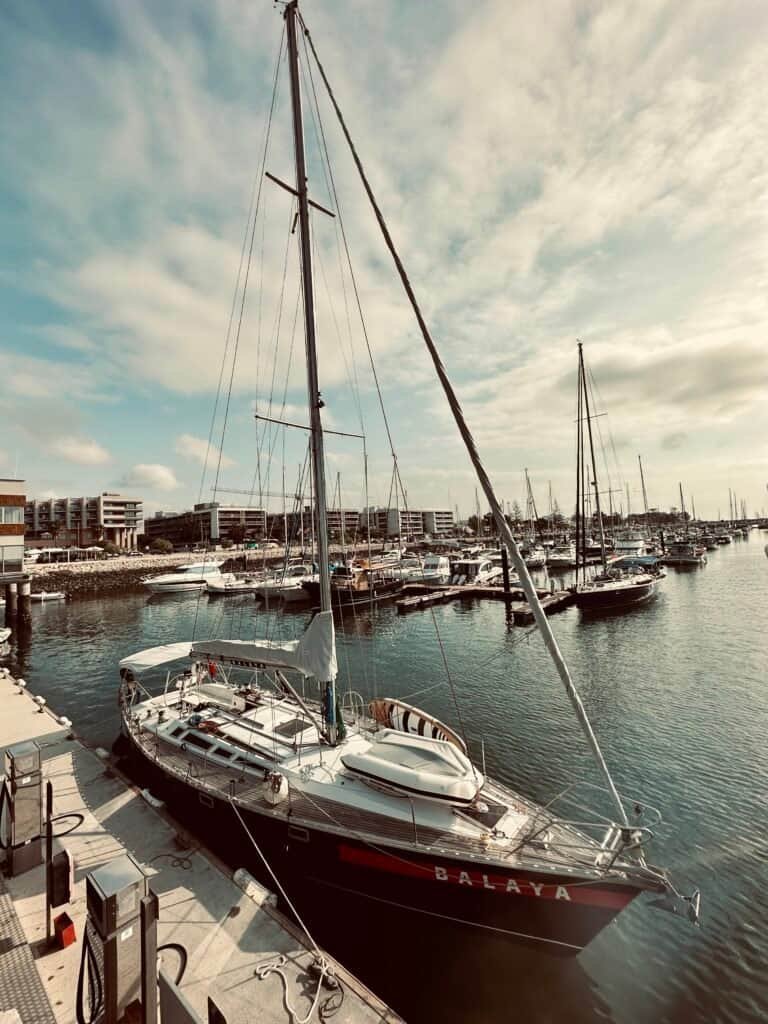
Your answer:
[116,1,698,955]
[573,344,660,611]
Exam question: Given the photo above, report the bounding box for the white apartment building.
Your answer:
[25,493,143,548]
[364,507,454,538]
[144,504,267,547]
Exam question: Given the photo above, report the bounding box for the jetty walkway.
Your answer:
[0,669,400,1024]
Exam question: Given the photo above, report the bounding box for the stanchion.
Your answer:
[45,781,53,946]
[140,891,159,1024]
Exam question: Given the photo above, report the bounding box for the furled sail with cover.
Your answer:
[191,609,337,680]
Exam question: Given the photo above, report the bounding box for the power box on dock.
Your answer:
[86,853,147,939]
[3,740,43,875]
[86,854,148,1019]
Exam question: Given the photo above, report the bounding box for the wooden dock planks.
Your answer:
[396,583,574,622]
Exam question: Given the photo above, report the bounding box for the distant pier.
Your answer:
[396,582,575,623]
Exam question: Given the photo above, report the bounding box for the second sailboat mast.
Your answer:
[285,1,332,615]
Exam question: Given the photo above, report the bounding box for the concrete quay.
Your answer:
[0,669,400,1024]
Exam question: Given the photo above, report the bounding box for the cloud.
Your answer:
[3,0,768,517]
[120,463,179,491]
[175,433,234,468]
[661,432,688,451]
[49,436,110,465]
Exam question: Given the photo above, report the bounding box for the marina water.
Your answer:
[3,538,766,1023]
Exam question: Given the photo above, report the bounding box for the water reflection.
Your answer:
[0,541,766,1022]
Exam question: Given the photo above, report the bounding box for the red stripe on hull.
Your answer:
[338,844,637,910]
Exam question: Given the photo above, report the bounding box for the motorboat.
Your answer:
[143,561,225,593]
[612,534,647,557]
[661,540,707,566]
[397,556,425,581]
[546,543,576,571]
[207,573,265,595]
[449,557,503,586]
[256,563,317,602]
[524,545,547,569]
[420,554,451,583]
[30,590,67,602]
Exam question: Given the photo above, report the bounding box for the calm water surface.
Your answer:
[3,538,767,1023]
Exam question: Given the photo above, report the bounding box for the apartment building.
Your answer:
[422,509,455,535]
[0,478,25,579]
[364,507,454,538]
[25,493,143,548]
[144,503,267,548]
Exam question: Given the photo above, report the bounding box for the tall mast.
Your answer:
[575,363,583,584]
[638,454,649,537]
[679,482,687,536]
[580,344,607,572]
[285,1,336,739]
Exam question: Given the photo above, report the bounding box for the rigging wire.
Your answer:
[190,27,285,641]
[196,26,286,509]
[300,16,630,825]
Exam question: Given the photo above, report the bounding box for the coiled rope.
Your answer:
[229,799,339,1023]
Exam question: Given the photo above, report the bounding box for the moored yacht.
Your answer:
[117,0,699,963]
[420,554,451,583]
[207,572,265,595]
[143,561,225,594]
[546,542,576,571]
[661,539,707,566]
[449,557,503,586]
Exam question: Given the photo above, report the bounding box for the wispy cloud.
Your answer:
[50,436,110,466]
[175,433,234,469]
[120,464,179,491]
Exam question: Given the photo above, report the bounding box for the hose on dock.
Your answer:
[157,942,188,985]
[0,781,9,850]
[75,922,104,1024]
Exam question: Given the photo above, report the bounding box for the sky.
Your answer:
[1,0,767,523]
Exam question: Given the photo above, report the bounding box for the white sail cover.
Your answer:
[190,610,337,680]
[119,641,193,674]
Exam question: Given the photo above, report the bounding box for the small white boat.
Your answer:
[144,561,225,594]
[449,557,503,586]
[206,573,265,595]
[421,554,451,583]
[524,545,547,569]
[612,534,647,557]
[546,542,576,570]
[0,626,10,643]
[30,590,67,602]
[397,556,425,581]
[257,563,316,602]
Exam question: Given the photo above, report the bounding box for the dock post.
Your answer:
[501,547,511,596]
[19,579,32,624]
[6,582,18,619]
[140,890,159,1024]
[45,781,53,947]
